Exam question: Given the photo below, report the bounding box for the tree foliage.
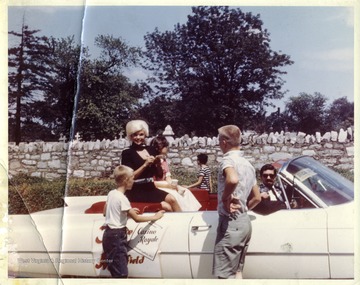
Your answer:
[28,36,83,140]
[137,95,183,135]
[8,12,353,143]
[257,93,354,135]
[75,35,144,141]
[325,97,354,131]
[142,6,293,135]
[8,23,54,143]
[8,26,145,143]
[283,92,328,133]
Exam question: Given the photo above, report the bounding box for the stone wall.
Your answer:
[8,127,354,180]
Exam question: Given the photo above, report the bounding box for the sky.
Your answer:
[5,3,357,115]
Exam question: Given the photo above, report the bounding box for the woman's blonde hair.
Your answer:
[218,125,241,147]
[113,165,133,185]
[125,120,149,140]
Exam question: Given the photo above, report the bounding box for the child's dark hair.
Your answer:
[197,153,208,164]
[150,134,169,179]
[150,134,169,153]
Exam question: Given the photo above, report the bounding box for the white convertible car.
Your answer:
[8,156,354,279]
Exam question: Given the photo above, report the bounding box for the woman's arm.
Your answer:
[122,149,155,179]
[132,157,154,179]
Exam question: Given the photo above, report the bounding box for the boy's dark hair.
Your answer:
[150,134,169,153]
[197,153,208,164]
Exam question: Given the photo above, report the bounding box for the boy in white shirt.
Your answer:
[102,165,164,278]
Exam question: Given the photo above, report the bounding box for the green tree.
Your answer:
[27,36,84,141]
[283,92,328,134]
[75,35,144,140]
[261,107,286,133]
[9,30,146,142]
[137,95,183,135]
[8,22,53,144]
[325,97,354,131]
[142,6,293,135]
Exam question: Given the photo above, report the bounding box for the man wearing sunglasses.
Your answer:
[252,164,286,215]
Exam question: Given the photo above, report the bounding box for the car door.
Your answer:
[326,202,354,278]
[189,211,218,278]
[245,209,330,279]
[188,209,329,279]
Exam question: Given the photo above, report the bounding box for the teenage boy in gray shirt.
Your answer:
[213,125,261,279]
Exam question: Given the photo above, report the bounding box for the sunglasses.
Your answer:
[262,173,276,179]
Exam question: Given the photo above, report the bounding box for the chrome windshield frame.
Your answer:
[277,156,354,208]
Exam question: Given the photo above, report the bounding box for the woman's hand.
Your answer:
[144,155,156,167]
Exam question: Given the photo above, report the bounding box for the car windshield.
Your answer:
[284,156,354,206]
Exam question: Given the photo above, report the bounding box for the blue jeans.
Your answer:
[102,227,128,278]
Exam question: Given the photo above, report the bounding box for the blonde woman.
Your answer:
[121,120,181,212]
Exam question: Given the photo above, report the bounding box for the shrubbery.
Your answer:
[8,168,204,214]
[8,166,353,215]
[8,174,115,214]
